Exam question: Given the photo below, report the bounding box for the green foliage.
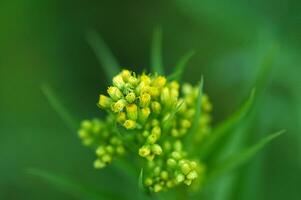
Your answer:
[41,84,78,132]
[199,89,255,160]
[150,28,164,75]
[207,130,285,182]
[27,168,122,200]
[86,30,120,80]
[168,51,195,82]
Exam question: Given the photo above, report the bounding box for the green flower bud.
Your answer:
[180,162,191,175]
[151,144,163,155]
[145,178,153,186]
[151,101,161,114]
[161,87,170,105]
[151,126,161,138]
[112,75,125,89]
[98,95,112,108]
[78,130,88,139]
[101,154,112,164]
[176,174,185,183]
[116,146,125,155]
[139,145,151,157]
[173,140,182,151]
[167,158,177,168]
[187,170,198,180]
[153,184,162,193]
[125,92,136,103]
[180,119,191,129]
[112,99,127,113]
[123,120,136,129]
[140,93,151,107]
[171,151,182,160]
[139,107,150,123]
[126,104,138,120]
[184,180,192,186]
[142,130,150,137]
[96,146,106,156]
[107,86,123,101]
[160,171,169,180]
[106,145,114,154]
[94,159,106,169]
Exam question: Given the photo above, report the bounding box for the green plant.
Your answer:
[29,29,284,200]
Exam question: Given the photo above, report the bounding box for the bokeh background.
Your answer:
[1,0,300,199]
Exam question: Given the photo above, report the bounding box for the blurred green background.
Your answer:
[1,0,300,199]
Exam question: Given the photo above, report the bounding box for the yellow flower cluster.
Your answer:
[79,69,212,192]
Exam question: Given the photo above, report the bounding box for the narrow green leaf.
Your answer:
[207,130,285,182]
[199,89,256,159]
[27,168,121,200]
[150,28,164,75]
[138,168,144,192]
[41,84,78,132]
[185,78,203,152]
[86,30,120,79]
[162,100,184,131]
[168,51,195,81]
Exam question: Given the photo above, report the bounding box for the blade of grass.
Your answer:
[150,28,164,75]
[41,84,78,132]
[27,168,123,200]
[207,130,285,182]
[86,30,120,79]
[185,78,203,152]
[168,51,195,81]
[138,168,144,192]
[199,89,255,160]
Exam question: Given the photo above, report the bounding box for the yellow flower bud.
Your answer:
[170,81,180,90]
[126,104,138,120]
[112,99,127,113]
[107,86,123,101]
[139,145,151,157]
[117,112,126,123]
[98,95,112,108]
[140,74,151,85]
[152,76,166,88]
[125,92,136,103]
[151,101,161,114]
[128,76,138,86]
[112,74,125,89]
[121,70,131,82]
[140,93,151,107]
[123,119,136,129]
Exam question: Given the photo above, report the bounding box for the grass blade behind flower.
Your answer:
[151,28,164,75]
[86,30,120,79]
[168,51,195,81]
[207,130,285,182]
[41,84,78,132]
[199,89,255,160]
[27,168,123,200]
